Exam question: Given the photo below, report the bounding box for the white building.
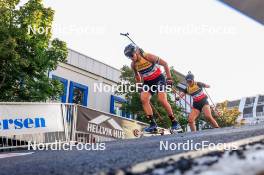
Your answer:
[50,49,129,118]
[227,95,264,124]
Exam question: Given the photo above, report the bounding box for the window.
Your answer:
[243,107,253,118]
[256,105,264,113]
[256,105,264,117]
[110,95,128,118]
[227,100,240,108]
[243,107,253,114]
[258,96,264,104]
[52,75,68,103]
[69,81,88,106]
[245,97,255,105]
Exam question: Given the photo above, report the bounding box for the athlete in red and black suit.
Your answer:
[124,43,182,133]
[179,72,219,131]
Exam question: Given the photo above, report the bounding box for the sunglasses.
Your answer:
[126,51,136,59]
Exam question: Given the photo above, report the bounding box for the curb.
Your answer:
[130,135,264,173]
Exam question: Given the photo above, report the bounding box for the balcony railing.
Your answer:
[258,101,264,105]
[244,103,254,107]
[256,112,264,117]
[243,113,253,118]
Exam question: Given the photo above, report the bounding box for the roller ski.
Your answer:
[143,122,165,135]
[170,120,183,134]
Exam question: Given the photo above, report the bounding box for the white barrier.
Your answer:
[0,103,64,135]
[0,103,70,150]
[0,103,154,150]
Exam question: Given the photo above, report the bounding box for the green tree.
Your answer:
[116,65,187,130]
[198,101,241,129]
[0,0,67,102]
[215,101,241,127]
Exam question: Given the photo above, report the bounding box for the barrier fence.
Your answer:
[0,103,151,150]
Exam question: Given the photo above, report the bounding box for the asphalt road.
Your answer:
[0,124,264,175]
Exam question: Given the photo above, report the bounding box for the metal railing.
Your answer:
[75,131,116,143]
[244,103,254,108]
[0,103,150,151]
[243,113,253,118]
[256,112,264,117]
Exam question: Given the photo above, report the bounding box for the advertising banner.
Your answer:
[0,104,64,136]
[77,106,148,139]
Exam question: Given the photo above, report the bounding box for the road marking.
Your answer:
[0,152,34,159]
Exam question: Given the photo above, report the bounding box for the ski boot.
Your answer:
[170,121,183,134]
[144,121,158,133]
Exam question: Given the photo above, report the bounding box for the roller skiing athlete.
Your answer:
[124,43,183,134]
[178,72,220,131]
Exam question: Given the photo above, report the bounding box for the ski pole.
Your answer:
[171,69,193,108]
[203,88,221,116]
[150,103,164,123]
[171,87,193,108]
[120,32,137,45]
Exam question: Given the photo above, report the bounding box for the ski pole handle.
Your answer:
[120,32,137,45]
[120,32,129,36]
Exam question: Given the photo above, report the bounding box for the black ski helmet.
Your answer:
[185,71,194,81]
[124,43,138,58]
